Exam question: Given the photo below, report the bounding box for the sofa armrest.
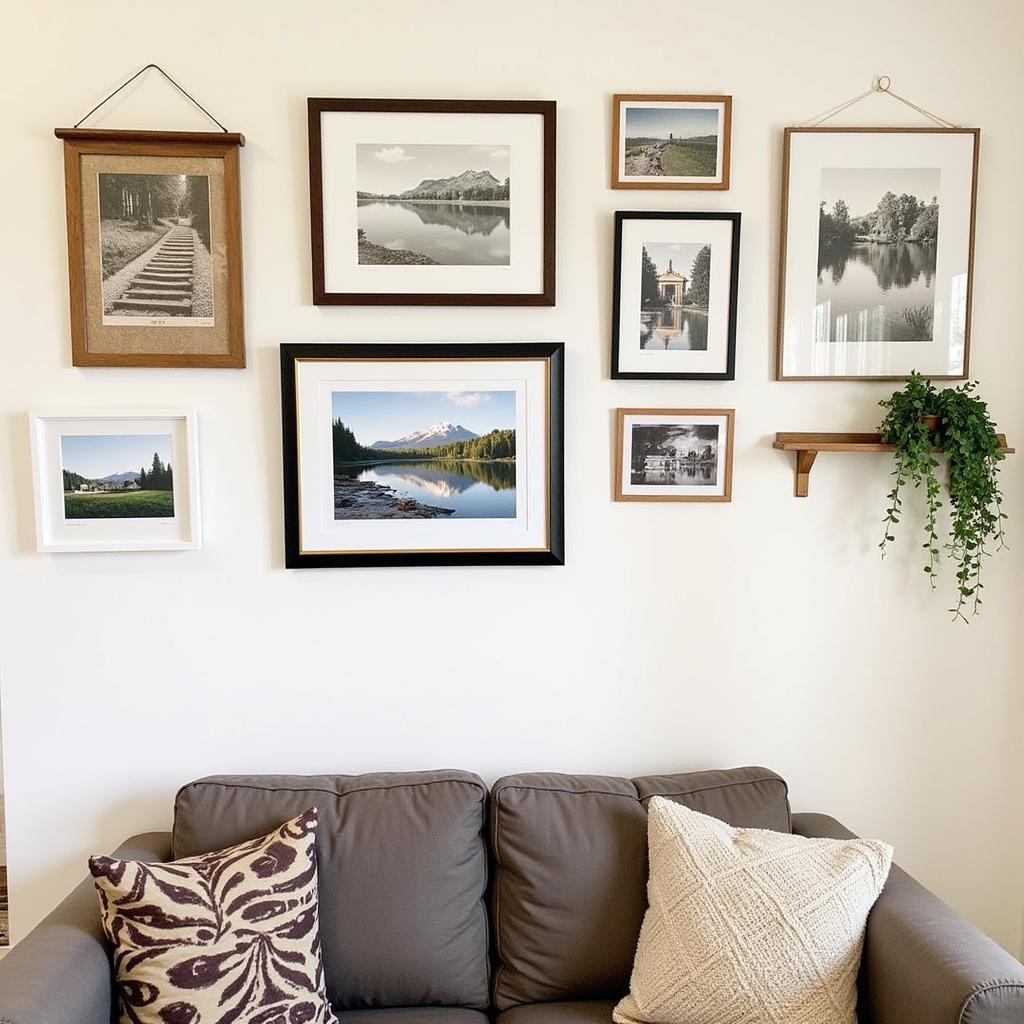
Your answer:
[793,813,1024,1024]
[0,831,171,1024]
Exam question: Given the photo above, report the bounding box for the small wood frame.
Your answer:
[615,408,735,502]
[611,94,732,190]
[55,128,246,368]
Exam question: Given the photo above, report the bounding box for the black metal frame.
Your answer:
[281,342,565,568]
[611,211,741,380]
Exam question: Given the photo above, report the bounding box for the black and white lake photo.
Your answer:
[630,423,719,486]
[817,167,940,344]
[98,173,214,325]
[640,241,711,351]
[332,390,516,519]
[356,144,511,266]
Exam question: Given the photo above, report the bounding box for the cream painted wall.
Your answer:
[1,0,1022,958]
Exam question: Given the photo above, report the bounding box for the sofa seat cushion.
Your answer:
[173,772,489,1011]
[336,1010,490,1024]
[497,1001,617,1024]
[490,767,790,1009]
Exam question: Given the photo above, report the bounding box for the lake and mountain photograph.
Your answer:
[331,390,516,519]
[630,423,719,486]
[622,105,720,179]
[817,167,941,344]
[60,433,175,519]
[640,241,711,351]
[98,173,214,325]
[355,144,511,266]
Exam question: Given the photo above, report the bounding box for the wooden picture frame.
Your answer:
[611,94,732,190]
[615,408,734,502]
[54,128,245,368]
[308,98,556,306]
[29,409,202,552]
[776,126,980,381]
[612,211,740,379]
[281,342,565,567]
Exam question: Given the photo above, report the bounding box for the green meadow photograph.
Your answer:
[60,433,175,520]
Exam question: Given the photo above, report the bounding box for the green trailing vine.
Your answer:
[879,372,1008,621]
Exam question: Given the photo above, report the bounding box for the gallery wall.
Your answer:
[1,0,1022,956]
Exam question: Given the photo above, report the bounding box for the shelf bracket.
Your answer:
[774,432,1015,499]
[795,450,817,497]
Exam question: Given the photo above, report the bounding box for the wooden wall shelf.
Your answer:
[774,432,1016,497]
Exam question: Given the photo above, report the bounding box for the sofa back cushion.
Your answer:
[489,767,790,1009]
[173,771,490,1011]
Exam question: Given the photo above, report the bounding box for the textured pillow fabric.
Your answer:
[614,797,893,1024]
[90,807,338,1024]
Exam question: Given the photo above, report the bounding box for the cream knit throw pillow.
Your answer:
[614,798,893,1024]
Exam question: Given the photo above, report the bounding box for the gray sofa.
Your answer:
[1,767,1022,1024]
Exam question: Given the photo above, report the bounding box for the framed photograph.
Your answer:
[611,94,731,190]
[776,127,980,380]
[307,99,556,306]
[29,411,201,552]
[281,342,564,567]
[612,212,739,380]
[54,128,245,368]
[615,408,734,502]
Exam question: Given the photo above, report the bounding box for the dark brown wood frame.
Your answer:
[775,126,980,381]
[611,94,732,191]
[54,128,246,368]
[307,98,556,306]
[614,408,735,502]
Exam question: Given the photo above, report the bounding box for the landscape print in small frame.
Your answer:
[615,408,734,502]
[54,129,246,368]
[612,95,731,190]
[30,411,201,552]
[309,99,556,306]
[777,127,979,380]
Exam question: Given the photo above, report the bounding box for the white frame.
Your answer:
[29,410,201,552]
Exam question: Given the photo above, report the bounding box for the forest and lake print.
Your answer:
[816,167,940,344]
[331,390,516,519]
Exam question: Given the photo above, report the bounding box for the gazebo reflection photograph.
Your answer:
[640,241,711,351]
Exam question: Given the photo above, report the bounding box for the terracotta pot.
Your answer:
[921,414,940,432]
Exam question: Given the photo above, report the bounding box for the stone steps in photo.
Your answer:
[112,296,193,312]
[111,228,198,315]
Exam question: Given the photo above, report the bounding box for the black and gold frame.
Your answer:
[281,342,564,567]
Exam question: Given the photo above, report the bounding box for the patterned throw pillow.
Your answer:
[90,807,338,1024]
[614,798,893,1024]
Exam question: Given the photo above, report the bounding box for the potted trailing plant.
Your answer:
[879,372,1008,620]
